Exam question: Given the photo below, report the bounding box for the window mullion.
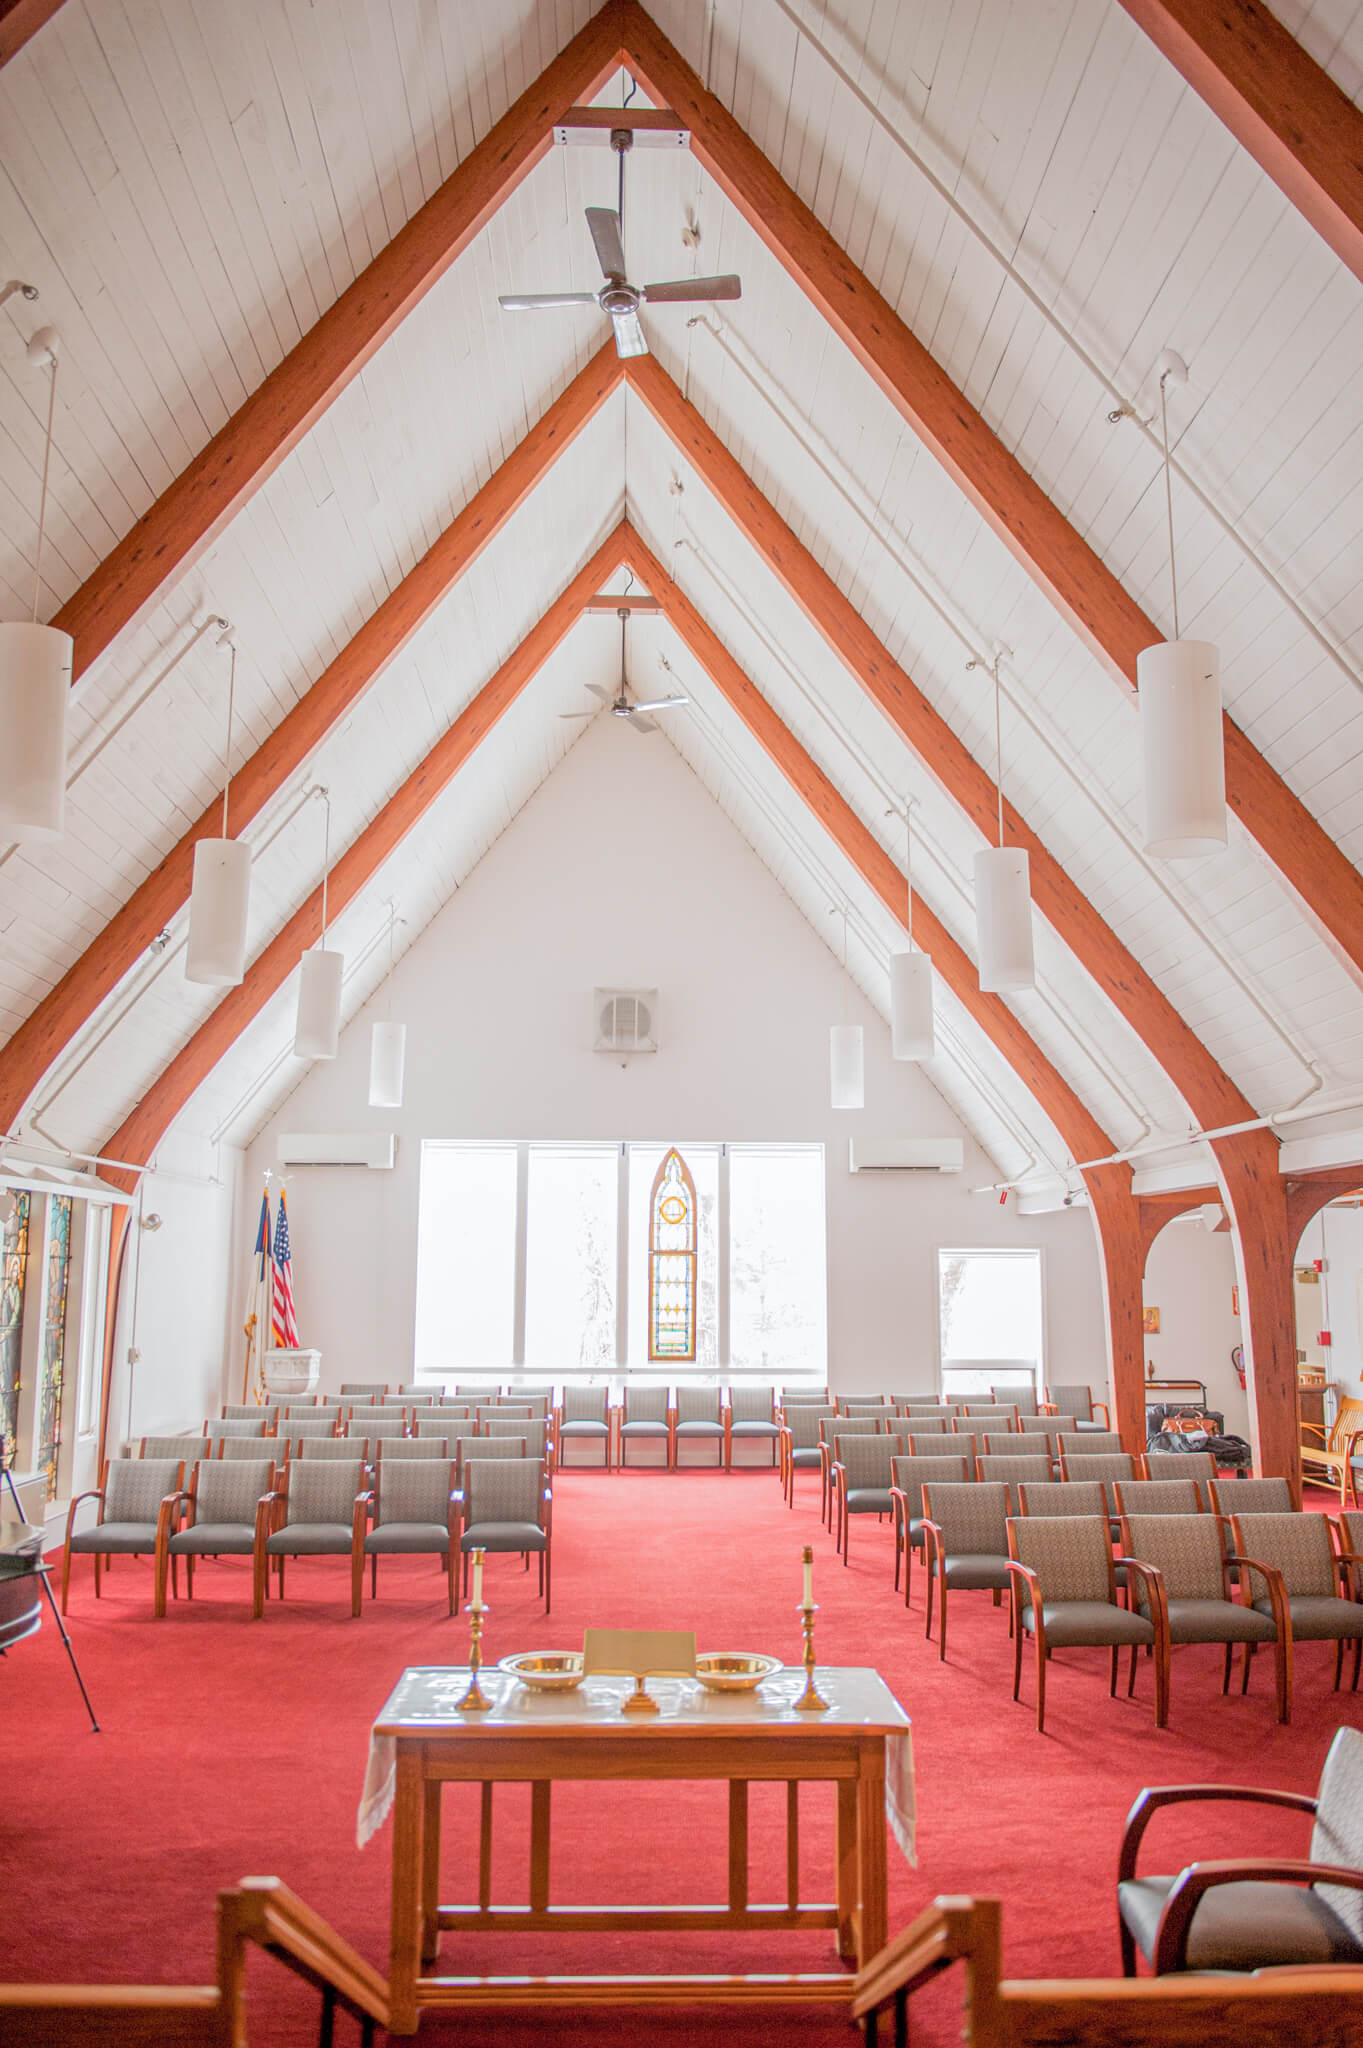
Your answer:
[512,1143,529,1368]
[615,1143,629,1372]
[718,1143,731,1370]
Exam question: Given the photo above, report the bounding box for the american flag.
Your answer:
[271,1188,299,1348]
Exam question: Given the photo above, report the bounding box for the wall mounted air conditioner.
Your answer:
[594,988,657,1054]
[848,1138,964,1173]
[277,1132,395,1169]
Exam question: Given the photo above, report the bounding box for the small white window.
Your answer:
[938,1247,1043,1398]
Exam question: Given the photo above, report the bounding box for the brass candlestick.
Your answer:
[456,1550,491,1712]
[794,1544,830,1712]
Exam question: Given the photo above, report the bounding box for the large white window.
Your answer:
[938,1247,1044,1398]
[414,1140,826,1380]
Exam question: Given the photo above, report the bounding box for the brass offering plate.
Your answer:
[499,1651,585,1692]
[694,1652,783,1693]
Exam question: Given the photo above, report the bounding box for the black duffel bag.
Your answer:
[1146,1424,1253,1471]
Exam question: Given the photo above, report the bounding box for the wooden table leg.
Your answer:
[855,1739,889,1965]
[421,1778,442,1964]
[835,1778,858,1963]
[530,1781,551,1913]
[728,1780,749,1912]
[388,1747,425,2034]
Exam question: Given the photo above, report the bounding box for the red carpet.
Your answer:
[7,1470,1362,2045]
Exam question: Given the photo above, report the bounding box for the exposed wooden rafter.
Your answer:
[1116,0,1363,289]
[48,4,625,685]
[0,0,63,67]
[616,1,1363,987]
[0,344,623,1139]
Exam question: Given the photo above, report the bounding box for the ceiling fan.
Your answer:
[498,129,741,358]
[562,605,689,735]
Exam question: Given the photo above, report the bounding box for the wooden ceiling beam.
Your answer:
[99,532,627,1182]
[0,0,63,67]
[625,353,1258,1135]
[0,344,623,1138]
[619,522,1114,1168]
[1116,0,1363,288]
[49,4,626,684]
[583,596,662,612]
[616,1,1363,987]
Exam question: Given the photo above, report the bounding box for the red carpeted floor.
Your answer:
[7,1469,1362,2046]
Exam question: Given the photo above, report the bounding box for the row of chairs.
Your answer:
[792,1415,1136,1525]
[63,1443,551,1616]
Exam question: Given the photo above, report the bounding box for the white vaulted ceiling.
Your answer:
[2,0,1363,1200]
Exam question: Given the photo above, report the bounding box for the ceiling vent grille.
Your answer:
[595,988,657,1054]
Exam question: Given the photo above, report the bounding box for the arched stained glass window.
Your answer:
[648,1149,697,1362]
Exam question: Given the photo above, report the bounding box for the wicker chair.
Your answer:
[557,1386,611,1469]
[255,1459,370,1618]
[919,1480,1013,1660]
[830,1433,906,1561]
[778,1404,835,1505]
[1123,1511,1287,1720]
[725,1386,779,1468]
[458,1455,552,1611]
[61,1457,183,1612]
[672,1387,725,1468]
[890,1453,971,1603]
[154,1457,277,1617]
[1047,1383,1111,1430]
[1117,1725,1363,1974]
[363,1457,459,1611]
[1232,1511,1363,1693]
[1006,1514,1168,1732]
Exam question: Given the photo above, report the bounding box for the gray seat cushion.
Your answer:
[1256,1595,1363,1640]
[730,1420,777,1437]
[364,1522,451,1555]
[170,1523,255,1555]
[68,1524,158,1553]
[845,1486,894,1513]
[1023,1601,1153,1647]
[941,1553,1013,1590]
[1165,1598,1277,1645]
[558,1419,608,1436]
[620,1421,668,1436]
[675,1419,723,1435]
[790,1447,821,1469]
[1118,1873,1363,1970]
[265,1524,354,1555]
[460,1521,546,1551]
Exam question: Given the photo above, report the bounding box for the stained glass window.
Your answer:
[0,1190,31,1469]
[37,1195,72,1501]
[648,1149,697,1362]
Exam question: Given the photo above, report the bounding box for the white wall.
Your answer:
[236,720,1106,1396]
[1295,1203,1363,1403]
[1141,1218,1248,1435]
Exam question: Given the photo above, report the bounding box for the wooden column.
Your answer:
[1082,1163,1146,1455]
[1211,1128,1300,1493]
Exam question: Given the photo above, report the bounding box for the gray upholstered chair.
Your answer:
[1058,1453,1137,1530]
[1058,1431,1123,1460]
[839,1397,890,1416]
[1209,1476,1291,1516]
[962,1405,1018,1431]
[1047,1383,1111,1430]
[363,1457,458,1611]
[487,1395,550,1418]
[1115,1476,1205,1517]
[919,1480,1014,1660]
[903,1418,951,1439]
[995,1385,1040,1416]
[1018,1415,1074,1461]
[61,1457,183,1611]
[206,1416,270,1441]
[482,1416,550,1465]
[618,1385,672,1469]
[1116,1725,1363,1974]
[277,1413,337,1440]
[458,1455,552,1611]
[1006,1513,1167,1732]
[222,1435,283,1462]
[977,1454,1052,1505]
[354,1405,408,1425]
[558,1386,611,1468]
[902,1399,952,1415]
[672,1387,725,1467]
[890,1453,971,1603]
[476,1404,532,1425]
[459,1435,527,1475]
[340,1382,389,1398]
[391,1384,427,1397]
[1145,1451,1217,1487]
[1232,1511,1363,1693]
[221,1402,279,1425]
[725,1386,779,1468]
[139,1435,211,1463]
[818,1414,882,1525]
[1015,1479,1108,1519]
[359,1415,410,1440]
[380,1435,448,1461]
[255,1458,370,1618]
[300,1435,371,1462]
[779,1404,835,1505]
[154,1457,277,1617]
[1122,1510,1287,1720]
[979,1432,1030,1459]
[830,1432,906,1561]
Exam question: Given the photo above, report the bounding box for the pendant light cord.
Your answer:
[1160,371,1181,640]
[31,353,57,624]
[992,655,1005,848]
[905,801,915,950]
[219,642,237,838]
[319,790,331,944]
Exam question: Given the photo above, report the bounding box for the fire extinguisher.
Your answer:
[1232,1344,1246,1392]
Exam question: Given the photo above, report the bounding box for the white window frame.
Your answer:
[936,1246,1046,1398]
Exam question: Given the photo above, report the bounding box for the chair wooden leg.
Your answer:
[938,1579,948,1663]
[153,1545,169,1621]
[1276,1630,1292,1724]
[1119,1916,1138,1978]
[1127,1644,1138,1698]
[1012,1608,1024,1702]
[544,1542,551,1615]
[1353,1635,1362,1692]
[93,1553,101,1600]
[252,1541,268,1620]
[925,1556,935,1643]
[370,1556,377,1598]
[446,1548,456,1618]
[1153,1633,1170,1727]
[1034,1624,1046,1733]
[186,1555,195,1599]
[1222,1642,1233,1694]
[1335,1637,1345,1691]
[1241,1640,1255,1695]
[1108,1645,1118,1698]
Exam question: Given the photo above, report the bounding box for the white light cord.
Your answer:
[992,655,1005,848]
[1160,373,1180,640]
[319,789,331,944]
[220,642,237,839]
[32,352,57,623]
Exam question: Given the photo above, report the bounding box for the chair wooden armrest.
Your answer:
[1224,1552,1289,1629]
[63,1486,104,1541]
[921,1518,944,1569]
[1092,1400,1111,1428]
[1154,1859,1363,1974]
[1006,1558,1041,1620]
[1117,1782,1317,1884]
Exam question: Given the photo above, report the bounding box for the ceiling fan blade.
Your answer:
[499,291,600,311]
[584,682,614,704]
[610,309,648,359]
[643,274,742,304]
[625,710,658,734]
[585,206,627,278]
[559,710,596,719]
[630,694,689,711]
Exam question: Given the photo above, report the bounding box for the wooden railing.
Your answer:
[852,1895,1363,2047]
[0,1876,389,2046]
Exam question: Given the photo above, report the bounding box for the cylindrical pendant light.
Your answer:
[185,635,251,985]
[0,326,71,842]
[889,799,934,1059]
[294,788,343,1058]
[1141,354,1225,857]
[975,653,1034,992]
[368,900,406,1107]
[829,905,864,1109]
